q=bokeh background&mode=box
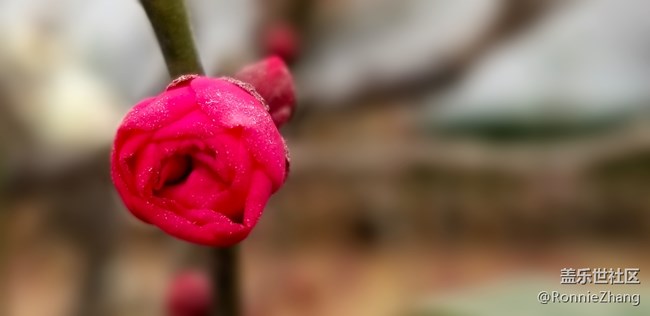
[1,0,650,315]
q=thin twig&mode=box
[140,0,204,77]
[211,246,240,316]
[139,1,239,315]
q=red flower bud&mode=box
[263,22,300,64]
[111,73,290,246]
[167,271,212,316]
[235,56,296,128]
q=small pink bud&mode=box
[263,23,300,64]
[235,56,297,128]
[167,271,212,316]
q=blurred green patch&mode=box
[407,278,649,316]
[427,99,649,143]
[430,111,636,143]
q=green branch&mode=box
[139,2,239,316]
[140,0,204,77]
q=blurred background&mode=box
[1,0,650,315]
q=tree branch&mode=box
[140,0,204,77]
[139,1,238,316]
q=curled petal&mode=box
[191,77,287,189]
